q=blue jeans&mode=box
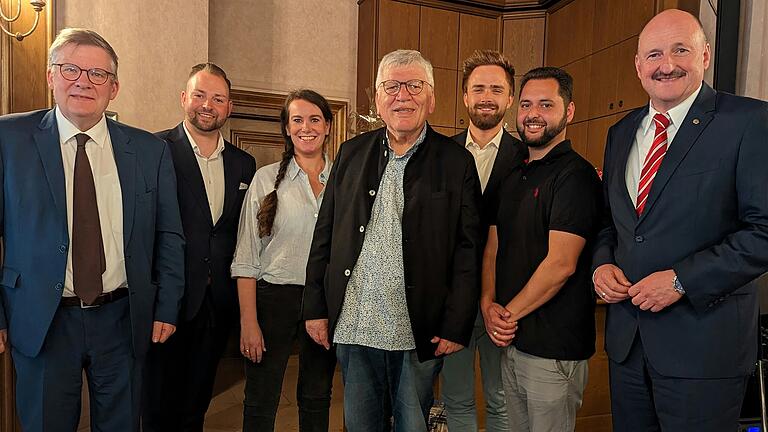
[336,344,439,432]
[439,311,508,432]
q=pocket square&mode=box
[239,182,249,190]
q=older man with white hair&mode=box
[302,49,483,431]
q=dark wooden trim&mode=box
[229,88,349,160]
[713,0,740,93]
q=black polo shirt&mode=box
[488,140,602,360]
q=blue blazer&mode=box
[593,83,768,378]
[0,109,185,358]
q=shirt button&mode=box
[369,190,376,196]
[634,235,644,243]
[204,257,210,262]
[522,175,527,180]
[344,269,351,277]
[55,283,63,290]
[384,150,388,157]
[314,213,318,218]
[359,225,365,233]
[59,244,67,253]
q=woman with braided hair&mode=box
[231,89,337,431]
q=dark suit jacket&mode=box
[593,83,768,378]
[0,109,185,358]
[452,128,522,223]
[156,123,256,322]
[302,125,483,361]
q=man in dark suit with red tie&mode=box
[593,9,768,431]
[143,63,256,431]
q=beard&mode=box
[516,112,568,148]
[467,103,505,130]
[188,110,226,132]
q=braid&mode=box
[257,149,293,237]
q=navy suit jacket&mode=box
[0,109,185,358]
[593,83,768,378]
[157,123,255,322]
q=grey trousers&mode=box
[501,345,588,432]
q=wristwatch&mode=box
[672,275,685,296]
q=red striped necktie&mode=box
[636,113,670,216]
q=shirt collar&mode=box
[287,153,332,184]
[641,83,703,135]
[522,139,573,166]
[384,123,428,159]
[465,126,504,150]
[183,122,225,159]
[55,106,109,149]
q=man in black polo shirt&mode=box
[481,66,601,431]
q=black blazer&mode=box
[302,125,483,361]
[452,128,522,223]
[593,83,768,378]
[157,123,256,322]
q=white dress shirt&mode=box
[56,108,126,297]
[626,85,702,205]
[183,123,226,224]
[231,156,331,285]
[464,127,504,193]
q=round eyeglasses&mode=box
[52,63,116,85]
[379,79,432,96]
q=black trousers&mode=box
[243,280,337,432]
[142,291,232,432]
[610,332,749,432]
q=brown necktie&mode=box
[72,133,106,305]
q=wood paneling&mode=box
[615,37,647,111]
[587,45,617,118]
[458,13,499,70]
[377,0,420,60]
[357,0,377,112]
[429,67,457,127]
[586,113,622,169]
[567,120,588,158]
[502,15,546,79]
[563,56,592,123]
[455,74,469,129]
[545,0,594,67]
[419,7,459,69]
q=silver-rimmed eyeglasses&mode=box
[52,63,116,85]
[379,79,432,96]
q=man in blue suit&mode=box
[593,9,768,431]
[0,28,184,431]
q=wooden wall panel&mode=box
[429,67,457,127]
[377,0,420,60]
[502,15,545,79]
[545,0,594,67]
[457,14,499,70]
[566,120,588,158]
[357,0,377,112]
[563,56,592,123]
[419,6,458,70]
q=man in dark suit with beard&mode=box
[143,63,256,432]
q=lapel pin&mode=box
[692,118,700,125]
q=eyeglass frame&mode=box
[51,63,117,85]
[378,79,433,96]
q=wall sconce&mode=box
[1,0,46,41]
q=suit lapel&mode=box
[108,120,137,245]
[486,131,520,195]
[217,143,241,229]
[168,124,214,227]
[638,84,716,225]
[33,110,67,225]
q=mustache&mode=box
[473,102,499,110]
[652,69,686,80]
